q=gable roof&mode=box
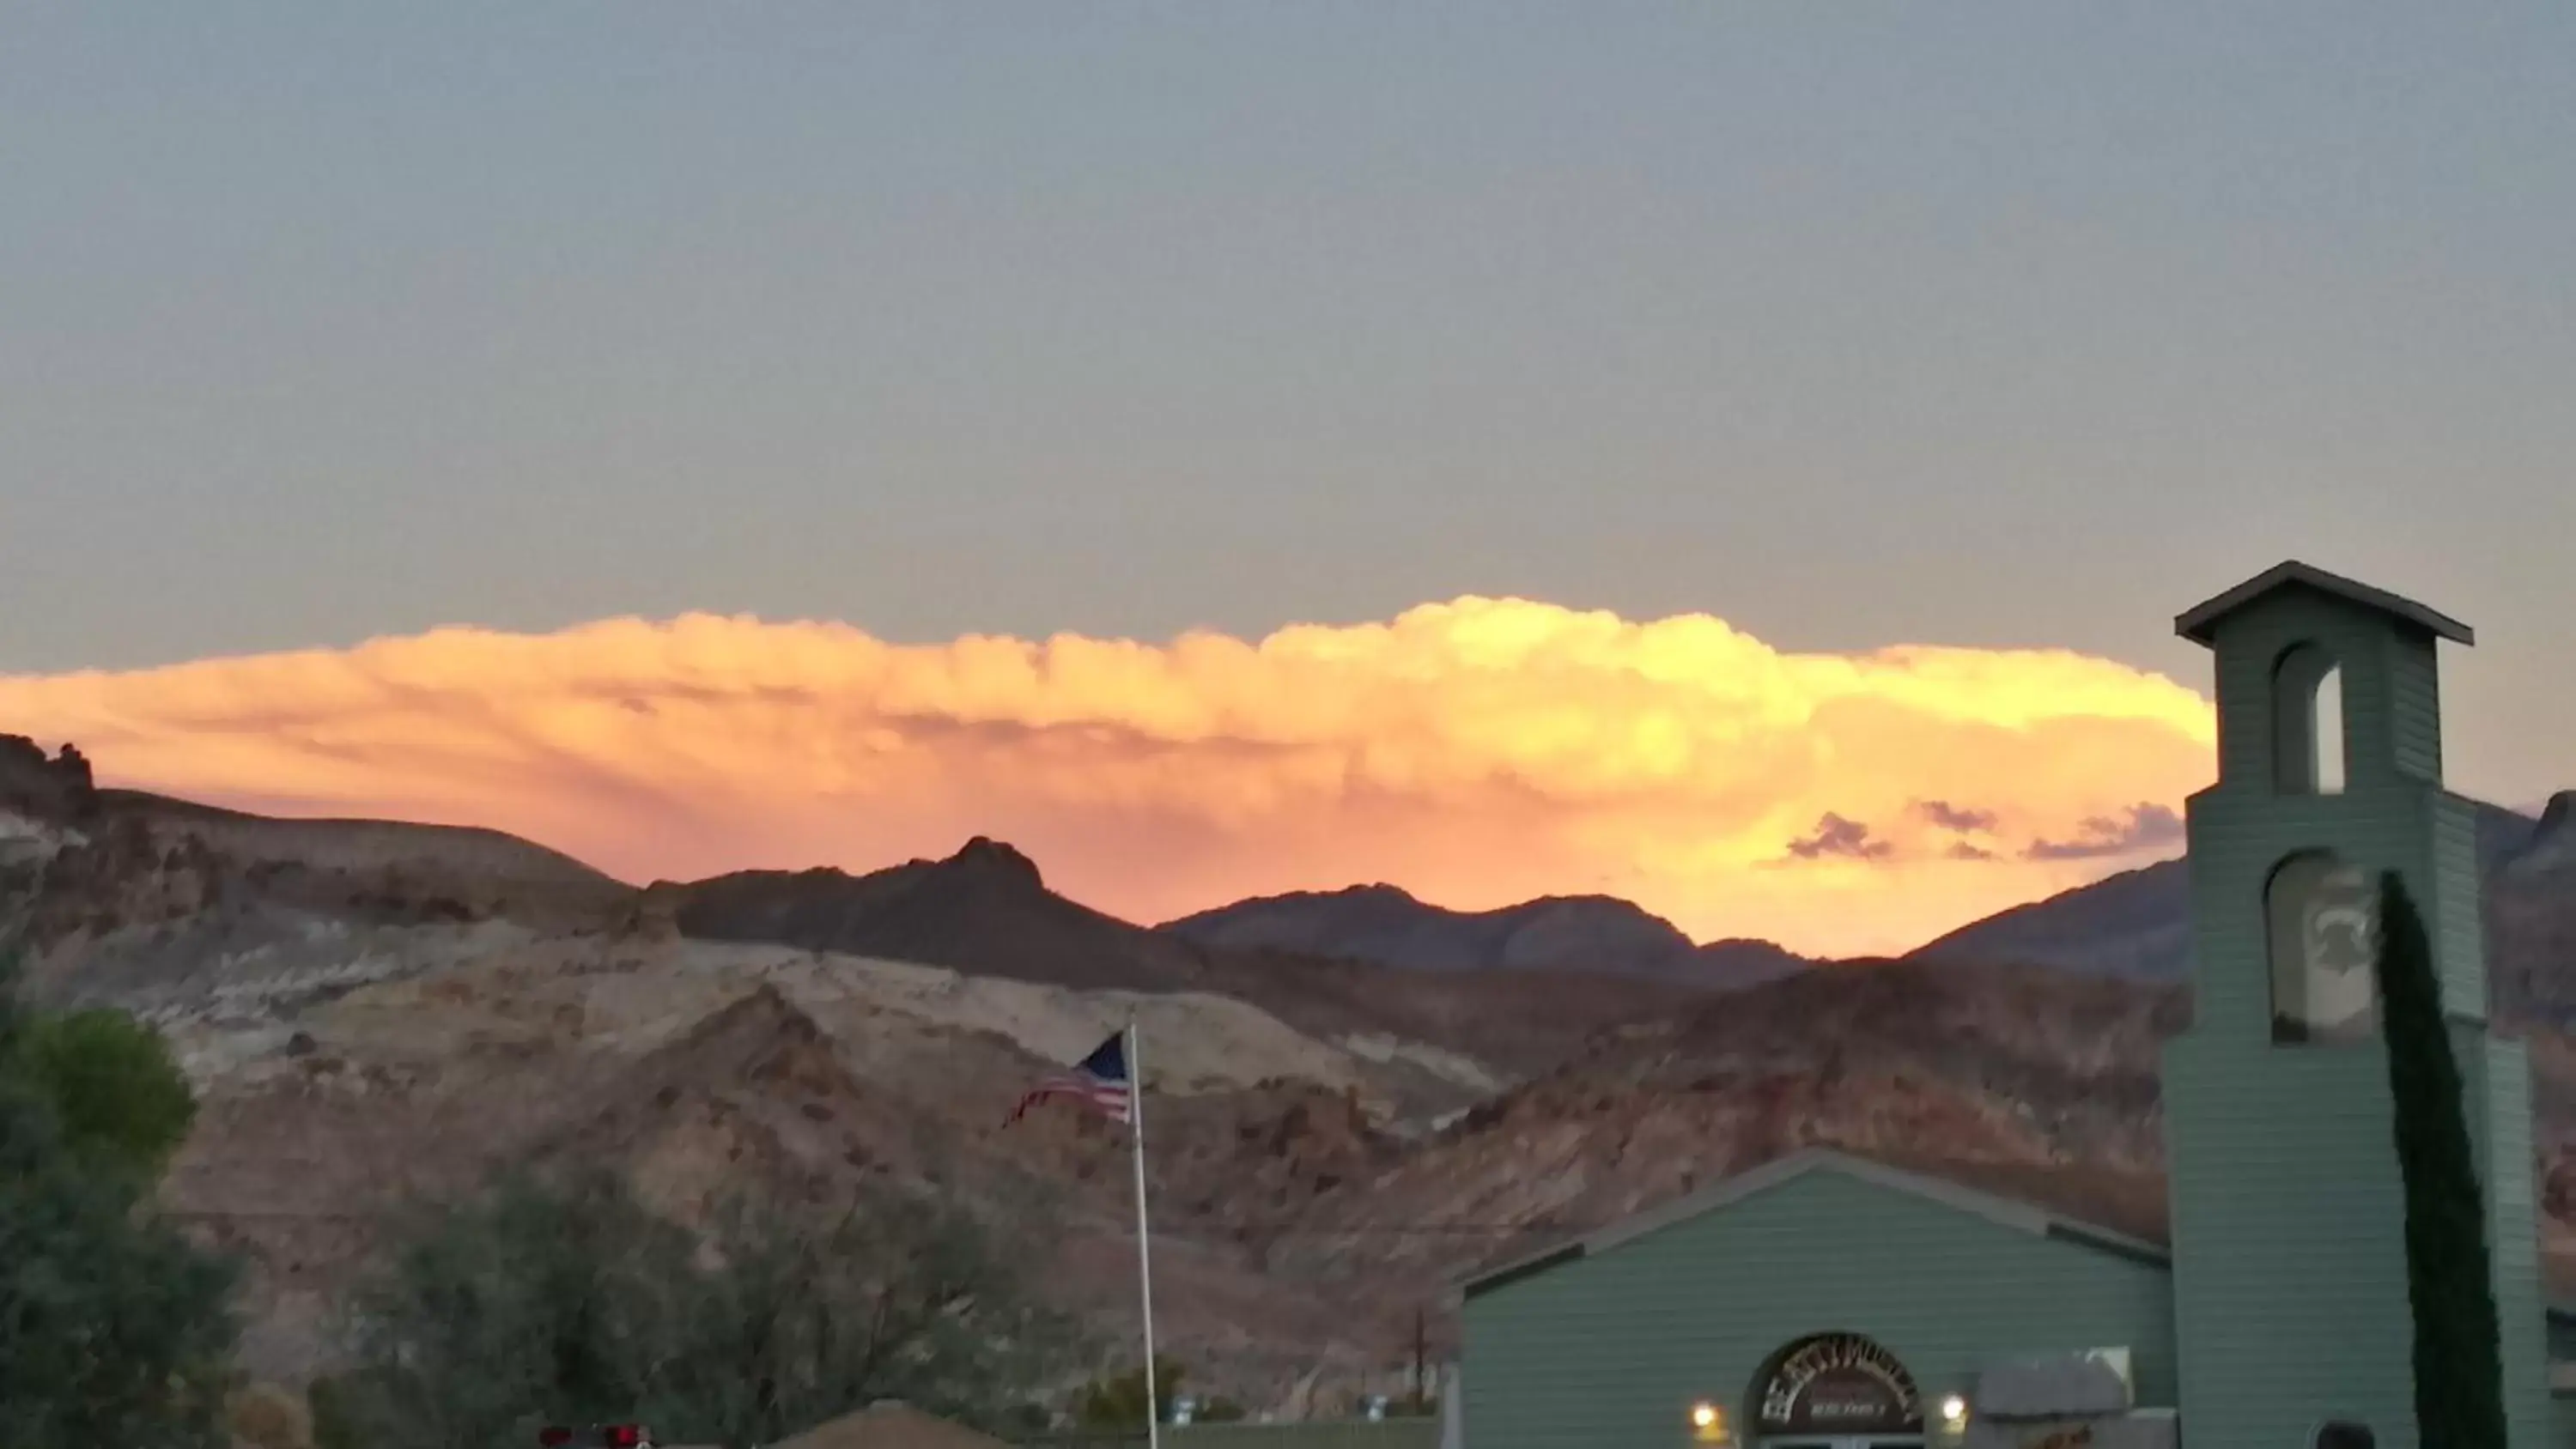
[2174,560,2474,648]
[1456,1148,2169,1302]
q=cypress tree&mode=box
[2373,870,2507,1447]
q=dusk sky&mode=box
[4,5,2571,954]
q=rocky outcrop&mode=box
[2518,791,2576,877]
[0,733,97,820]
[659,837,1212,992]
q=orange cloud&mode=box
[0,598,2215,956]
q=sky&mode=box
[3,5,2571,954]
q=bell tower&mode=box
[2162,561,2545,1447]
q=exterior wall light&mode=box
[1688,1401,1728,1442]
[1941,1394,1970,1428]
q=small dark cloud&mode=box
[1945,841,1998,862]
[1785,812,1894,862]
[2023,803,2186,861]
[1916,799,1999,834]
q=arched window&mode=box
[2267,852,2379,1044]
[2315,1421,2375,1449]
[2272,644,2348,795]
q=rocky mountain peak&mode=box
[2519,791,2576,876]
[944,835,1044,888]
[0,734,98,820]
[2540,791,2575,836]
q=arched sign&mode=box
[1755,1333,1923,1437]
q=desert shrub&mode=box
[0,954,239,1449]
[326,1171,1072,1449]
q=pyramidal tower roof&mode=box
[2172,560,2474,649]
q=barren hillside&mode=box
[9,731,2576,1412]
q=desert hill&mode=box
[653,842,1706,1081]
[660,838,1207,993]
[1157,882,1809,989]
[10,730,2576,1413]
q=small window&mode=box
[2267,852,2379,1044]
[2315,1420,2374,1449]
[2272,644,2348,795]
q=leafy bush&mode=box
[13,1004,198,1176]
[1073,1355,1244,1428]
[0,954,239,1448]
[323,1171,1072,1449]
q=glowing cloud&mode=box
[0,598,2215,955]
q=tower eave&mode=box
[2174,561,2475,650]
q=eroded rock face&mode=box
[0,734,97,820]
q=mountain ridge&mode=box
[1157,882,1810,989]
[13,730,2576,1410]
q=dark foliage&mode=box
[0,955,240,1449]
[1072,1355,1245,1428]
[2374,872,2506,1448]
[319,1171,1072,1449]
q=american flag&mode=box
[1007,1029,1133,1125]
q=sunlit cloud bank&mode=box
[0,598,2216,955]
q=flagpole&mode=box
[1127,1015,1163,1449]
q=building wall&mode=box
[2163,1019,2418,1447]
[2470,1033,2554,1449]
[2169,583,2549,1447]
[1460,1167,2174,1449]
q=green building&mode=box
[1456,562,2567,1449]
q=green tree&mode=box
[0,955,239,1448]
[326,1172,1068,1449]
[320,1170,695,1449]
[13,1005,198,1176]
[2374,871,2507,1448]
[1072,1355,1244,1427]
[647,1187,1069,1445]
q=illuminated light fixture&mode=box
[1691,1403,1719,1429]
[1941,1393,1970,1427]
[1688,1400,1728,1441]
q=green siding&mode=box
[2473,1035,2554,1448]
[2431,791,2489,1016]
[2184,785,2473,1023]
[2170,578,2547,1447]
[2199,585,2433,797]
[2385,629,2445,783]
[1461,1167,2173,1449]
[2164,1028,2415,1446]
